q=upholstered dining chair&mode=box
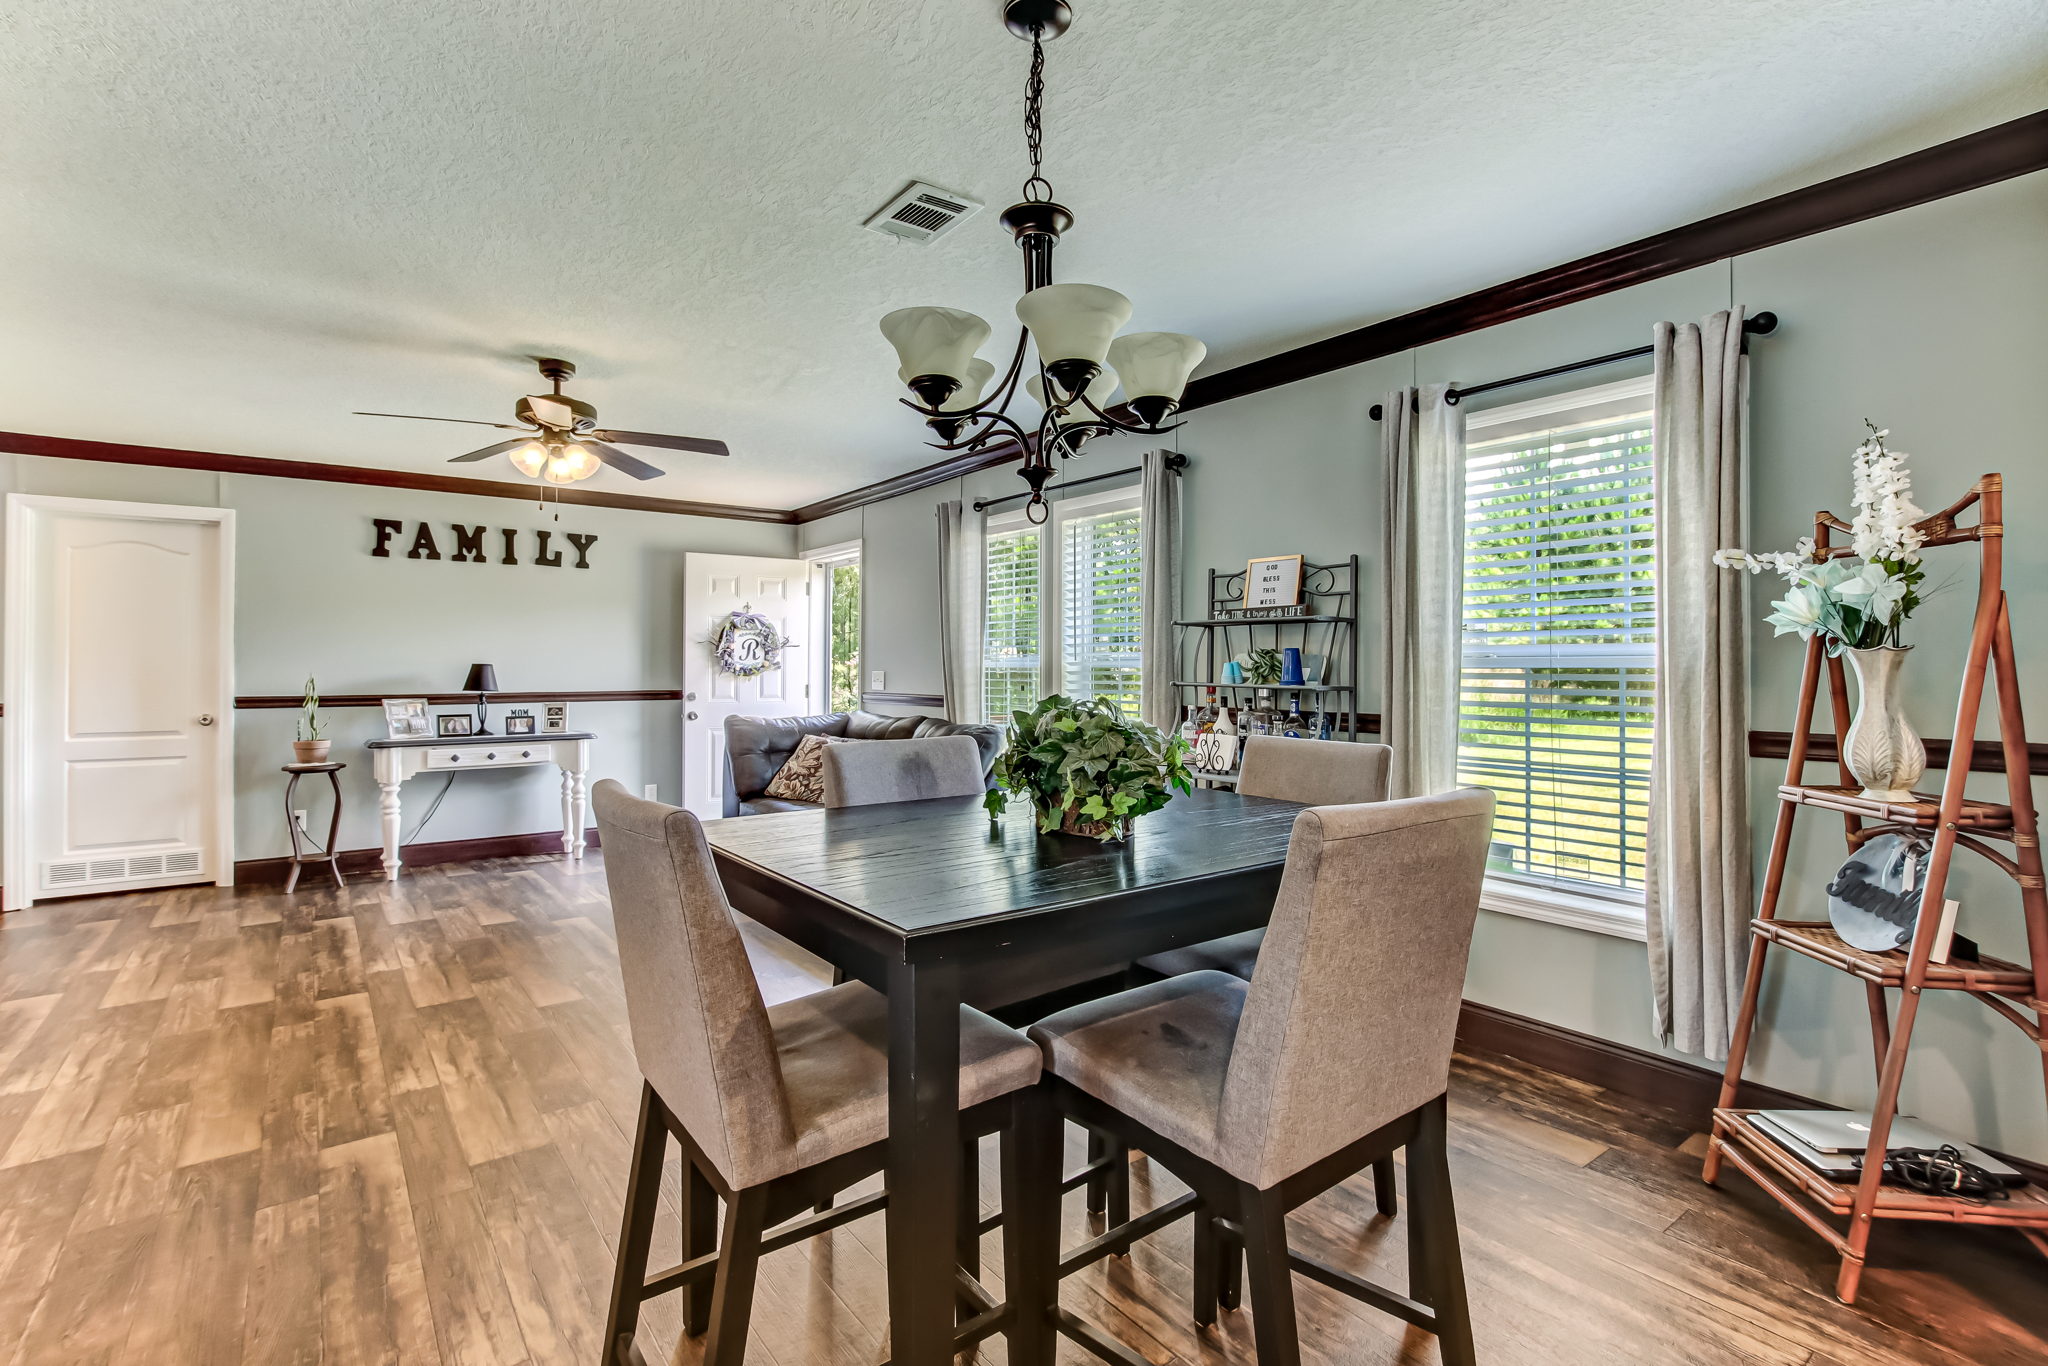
[821,732,987,807]
[1018,789,1494,1366]
[1136,736,1392,981]
[590,780,1046,1366]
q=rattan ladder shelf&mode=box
[1701,474,2048,1302]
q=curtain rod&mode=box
[971,451,1187,513]
[1368,311,1778,421]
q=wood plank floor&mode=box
[0,852,2042,1366]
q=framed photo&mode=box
[504,710,537,736]
[1244,555,1304,610]
[436,712,475,738]
[382,697,430,740]
[541,702,569,734]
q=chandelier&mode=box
[879,0,1205,524]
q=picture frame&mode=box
[1244,554,1304,609]
[504,710,537,736]
[382,697,430,740]
[541,702,569,734]
[436,712,475,738]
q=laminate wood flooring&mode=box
[0,852,2041,1365]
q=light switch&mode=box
[643,784,658,801]
[869,670,885,690]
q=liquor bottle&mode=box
[1248,689,1272,737]
[1282,695,1308,739]
[1198,688,1220,732]
[1180,704,1201,748]
[1316,706,1333,741]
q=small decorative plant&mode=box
[292,676,331,763]
[985,695,1193,841]
[1713,424,1927,651]
[1243,647,1285,686]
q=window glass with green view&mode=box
[982,492,1143,723]
[1460,385,1655,896]
[829,558,861,714]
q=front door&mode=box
[681,553,814,818]
[5,496,235,910]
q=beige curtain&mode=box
[1139,449,1184,733]
[1648,309,1753,1060]
[1379,384,1464,799]
[935,499,985,723]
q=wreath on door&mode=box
[707,605,791,678]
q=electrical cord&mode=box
[402,773,458,847]
[1877,1146,2010,1201]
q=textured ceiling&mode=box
[5,0,2045,508]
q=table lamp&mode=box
[462,663,498,735]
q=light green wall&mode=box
[846,171,2048,1158]
[1,456,796,862]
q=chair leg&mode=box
[1218,1220,1243,1311]
[958,1132,984,1319]
[703,1186,770,1366]
[1408,1096,1475,1366]
[603,1083,668,1366]
[1085,1127,1110,1214]
[1000,1088,1059,1366]
[1236,1182,1301,1365]
[681,1152,719,1337]
[1192,1212,1221,1328]
[1104,1138,1132,1255]
[1372,1153,1399,1218]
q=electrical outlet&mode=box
[642,784,658,801]
[869,670,885,690]
[292,809,309,835]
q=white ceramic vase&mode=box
[1842,645,1925,802]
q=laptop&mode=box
[1749,1109,2025,1185]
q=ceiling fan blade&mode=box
[582,441,665,481]
[354,411,526,430]
[588,429,730,457]
[448,437,536,463]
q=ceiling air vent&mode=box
[864,181,983,244]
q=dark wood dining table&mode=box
[704,786,1304,1366]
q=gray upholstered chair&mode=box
[1020,789,1494,1366]
[591,780,1045,1366]
[821,733,987,807]
[1136,737,1391,980]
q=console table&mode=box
[366,732,594,881]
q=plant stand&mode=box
[1701,474,2048,1301]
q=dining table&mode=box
[703,786,1305,1366]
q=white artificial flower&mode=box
[1765,583,1827,639]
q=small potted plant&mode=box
[985,695,1193,841]
[293,675,330,764]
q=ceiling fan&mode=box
[354,357,730,483]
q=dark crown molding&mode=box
[0,431,797,525]
[794,107,2048,522]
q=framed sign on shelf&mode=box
[1244,554,1304,609]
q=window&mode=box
[808,544,861,714]
[982,489,1143,722]
[1459,378,1654,905]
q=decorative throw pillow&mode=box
[761,734,852,803]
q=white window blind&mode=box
[983,525,1042,722]
[1059,505,1144,714]
[1461,389,1655,895]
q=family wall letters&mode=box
[370,518,598,568]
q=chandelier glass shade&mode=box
[878,0,1203,522]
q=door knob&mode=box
[687,711,699,721]
[197,714,215,726]
[686,692,697,702]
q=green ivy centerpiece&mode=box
[985,695,1193,841]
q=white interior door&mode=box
[682,552,814,818]
[5,496,235,910]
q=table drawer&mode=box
[422,744,549,770]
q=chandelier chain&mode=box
[1022,29,1052,202]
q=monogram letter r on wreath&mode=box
[706,605,793,678]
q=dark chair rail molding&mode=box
[1747,729,2048,778]
[793,108,2048,523]
[0,431,797,525]
[235,688,683,709]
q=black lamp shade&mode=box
[463,663,499,694]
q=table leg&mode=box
[569,768,588,859]
[379,778,403,881]
[283,772,306,895]
[323,770,347,889]
[560,768,575,856]
[886,959,961,1366]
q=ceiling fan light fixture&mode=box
[543,443,600,484]
[508,441,549,478]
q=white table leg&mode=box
[379,778,403,881]
[569,767,589,859]
[560,767,576,856]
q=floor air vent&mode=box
[864,181,982,244]
[42,849,204,890]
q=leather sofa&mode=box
[721,710,1002,816]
